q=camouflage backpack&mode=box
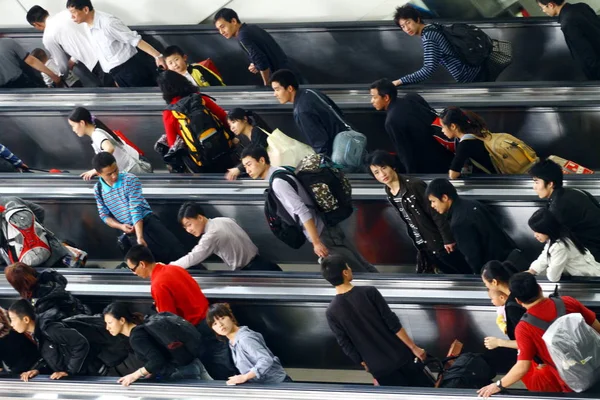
[295,154,353,227]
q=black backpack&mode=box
[141,312,203,366]
[438,353,496,388]
[265,168,307,250]
[167,93,233,168]
[432,23,493,66]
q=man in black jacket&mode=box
[322,254,431,387]
[426,178,519,274]
[367,150,470,274]
[270,69,347,155]
[370,79,453,173]
[538,0,600,80]
[9,300,131,381]
[530,158,600,261]
[214,8,304,85]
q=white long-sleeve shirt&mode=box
[530,238,600,282]
[171,217,258,270]
[43,10,98,75]
[85,10,141,73]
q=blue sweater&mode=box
[0,143,23,167]
[400,25,481,84]
[94,172,152,225]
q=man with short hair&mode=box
[124,244,238,380]
[530,158,600,261]
[214,8,303,86]
[0,38,61,88]
[172,201,281,271]
[92,152,185,263]
[66,0,164,87]
[241,146,377,272]
[477,272,600,397]
[322,254,430,386]
[163,45,224,87]
[270,69,347,155]
[425,178,519,274]
[392,4,485,86]
[26,5,105,86]
[537,0,600,80]
[369,78,453,173]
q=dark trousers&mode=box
[319,225,378,273]
[195,319,239,380]
[127,214,186,263]
[110,54,156,88]
[242,255,282,271]
[376,361,434,387]
[432,249,472,274]
[2,74,40,88]
[0,158,18,172]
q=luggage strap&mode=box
[520,297,566,331]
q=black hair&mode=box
[528,208,587,256]
[321,255,350,286]
[370,79,398,102]
[92,151,117,172]
[26,6,49,25]
[30,48,47,62]
[509,272,542,304]
[440,106,489,138]
[214,8,240,23]
[393,4,422,27]
[481,260,519,285]
[240,146,270,165]
[529,159,564,189]
[8,299,36,321]
[157,70,197,104]
[178,202,205,223]
[206,303,238,329]
[269,69,299,91]
[66,0,94,11]
[163,45,186,59]
[125,244,155,265]
[365,150,398,177]
[227,108,272,132]
[103,302,144,325]
[425,178,458,201]
[69,107,123,145]
[538,0,565,5]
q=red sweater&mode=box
[162,94,229,147]
[150,263,209,325]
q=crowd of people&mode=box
[0,0,599,397]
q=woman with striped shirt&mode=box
[392,5,483,86]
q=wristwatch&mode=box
[496,379,505,391]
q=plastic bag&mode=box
[261,128,315,168]
[543,313,600,392]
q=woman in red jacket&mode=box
[157,70,236,173]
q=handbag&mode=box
[260,127,315,168]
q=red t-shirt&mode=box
[150,263,209,325]
[162,94,229,147]
[516,296,597,367]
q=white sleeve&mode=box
[530,242,550,275]
[545,241,569,282]
[43,35,70,76]
[272,177,313,224]
[170,234,216,269]
[105,15,142,47]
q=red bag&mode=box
[548,155,594,174]
[198,58,222,79]
[113,129,145,156]
[432,117,456,153]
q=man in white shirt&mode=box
[172,202,281,271]
[26,5,111,87]
[66,0,165,87]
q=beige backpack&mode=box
[462,132,539,174]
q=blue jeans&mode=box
[168,359,212,381]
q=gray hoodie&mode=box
[229,326,288,384]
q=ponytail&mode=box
[481,260,518,284]
[103,302,144,325]
[68,107,123,145]
[227,107,272,132]
[440,106,489,138]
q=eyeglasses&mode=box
[129,262,141,273]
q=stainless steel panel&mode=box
[1,19,586,84]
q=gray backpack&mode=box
[307,90,367,172]
[521,297,600,392]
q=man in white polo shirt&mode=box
[66,0,165,87]
[26,5,107,86]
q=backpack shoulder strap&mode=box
[305,89,351,130]
[520,312,551,331]
[552,297,566,318]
